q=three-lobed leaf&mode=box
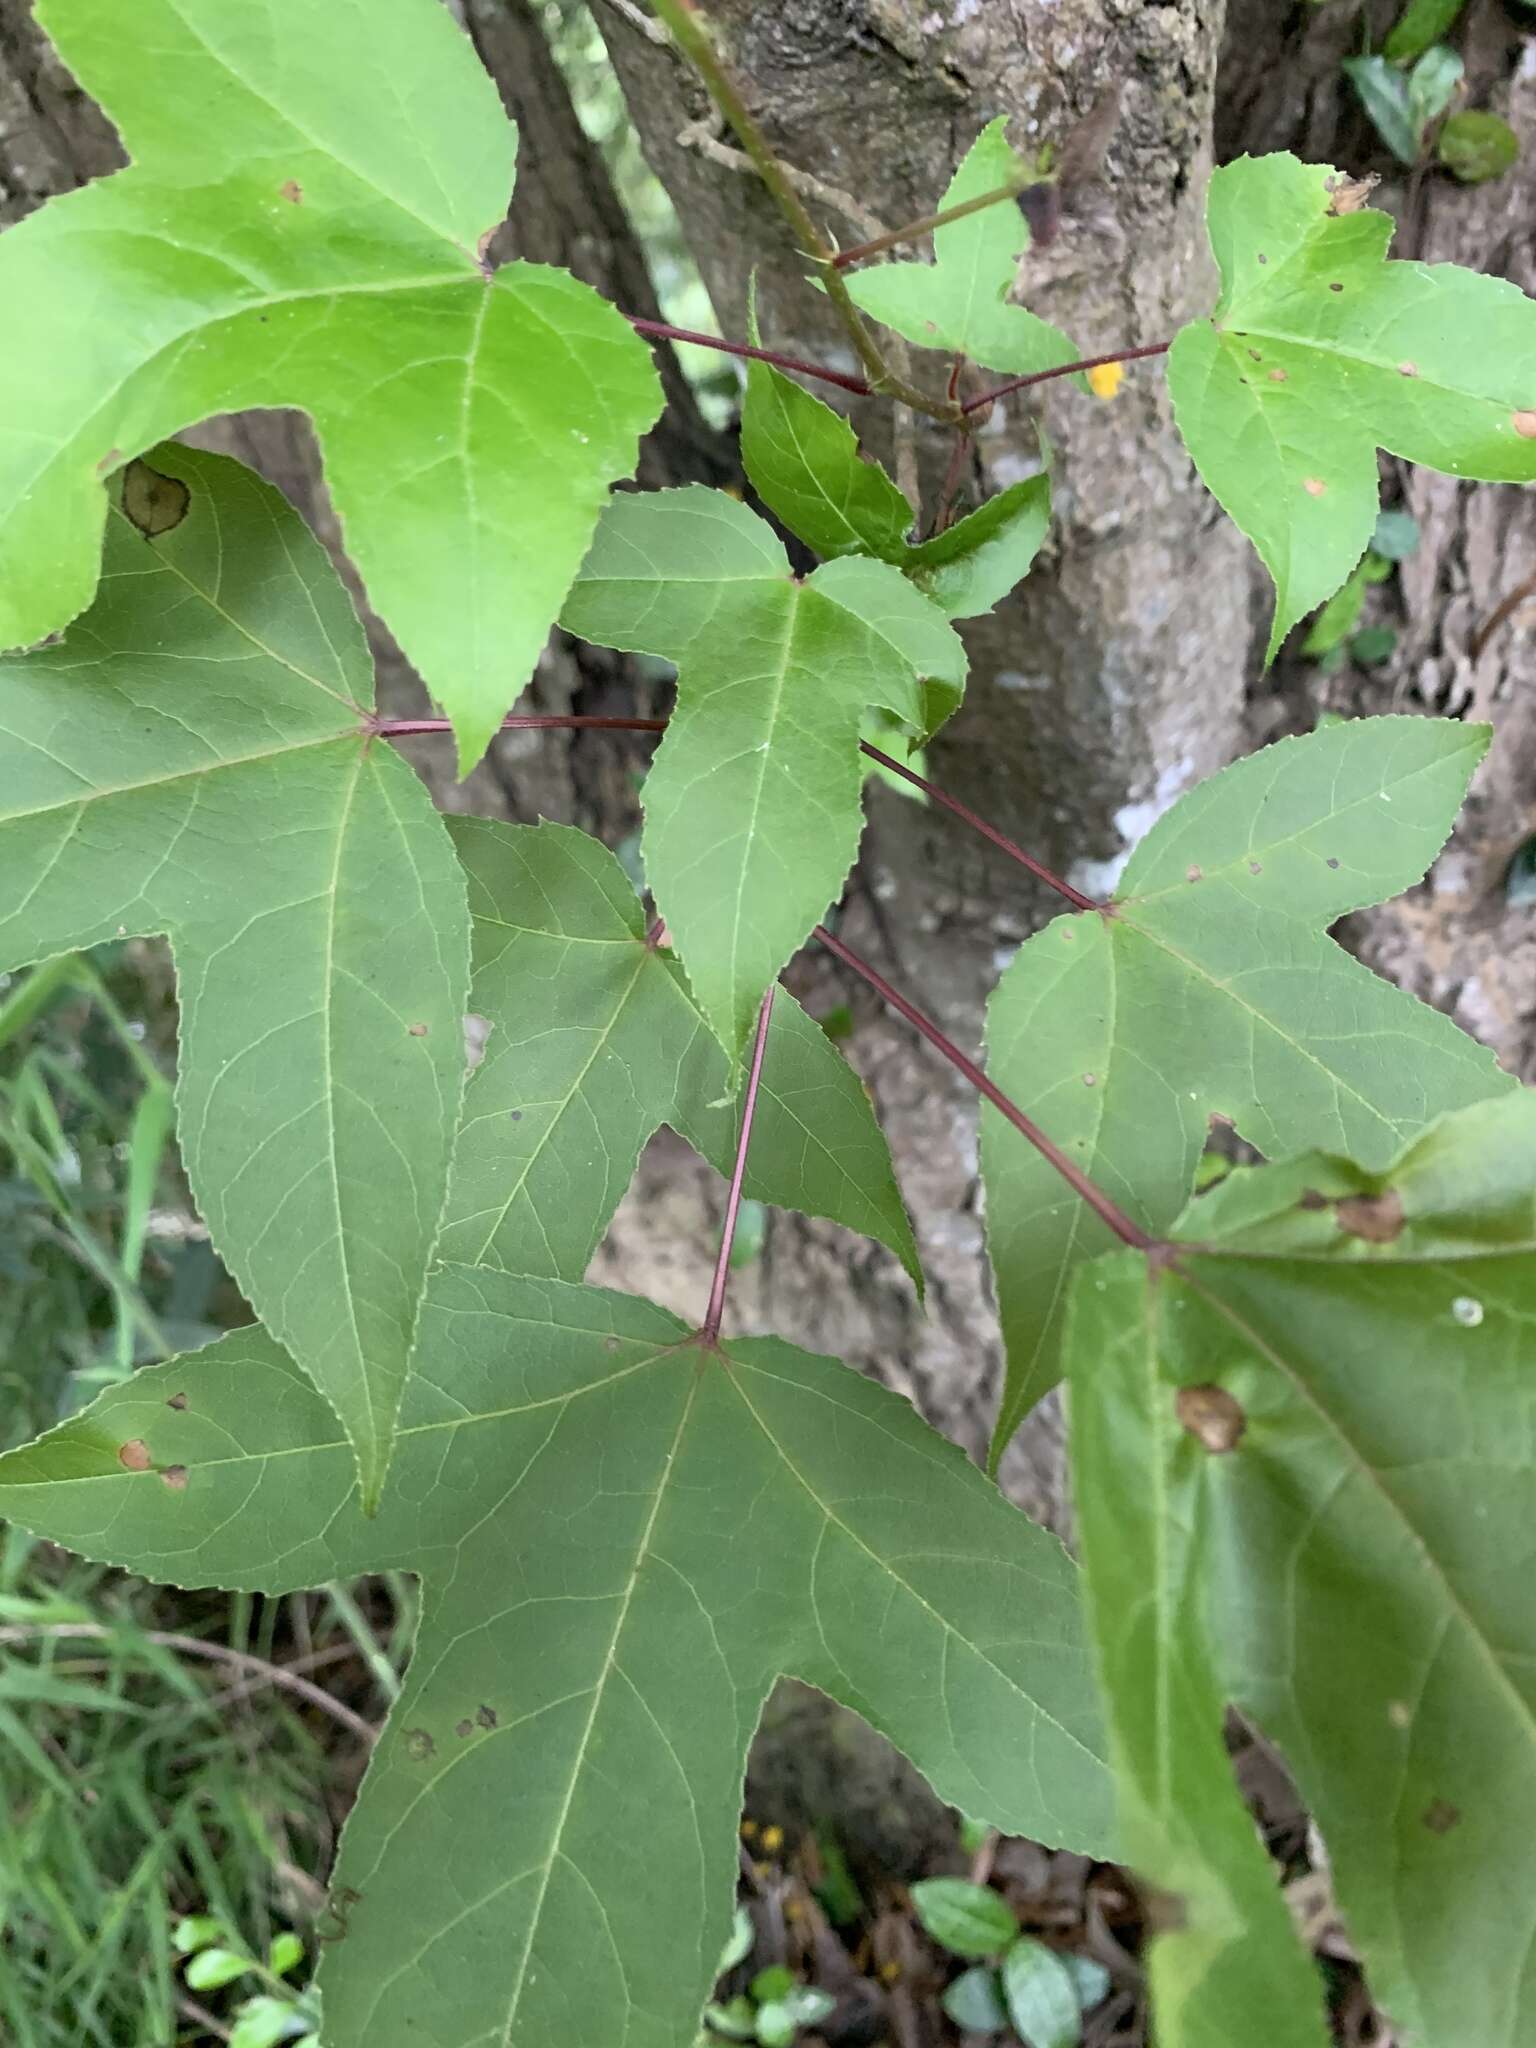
[0,443,469,1508]
[844,119,1077,378]
[561,487,966,1059]
[1170,153,1536,656]
[441,816,921,1286]
[0,0,660,769]
[984,715,1512,1460]
[0,1268,1117,2048]
[1069,1092,1536,2048]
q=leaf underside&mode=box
[441,815,922,1288]
[0,1268,1117,2048]
[1070,1093,1536,2048]
[0,443,468,1507]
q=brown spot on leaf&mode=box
[1175,1384,1247,1453]
[1186,864,1203,882]
[404,1728,435,1762]
[1248,860,1263,874]
[166,1392,189,1411]
[1268,368,1288,383]
[1256,252,1268,264]
[408,1022,428,1037]
[1514,410,1536,440]
[476,1703,498,1730]
[1248,348,1263,363]
[279,179,303,204]
[1083,1073,1097,1087]
[455,1718,474,1739]
[1423,1797,1461,1835]
[475,227,496,274]
[96,446,124,475]
[1326,856,1341,869]
[161,1465,189,1492]
[1398,362,1419,378]
[1298,1189,1331,1212]
[1325,172,1379,215]
[1328,281,1344,293]
[1336,1189,1404,1244]
[509,1110,523,1122]
[122,459,191,539]
[118,1439,152,1472]
[1304,477,1327,497]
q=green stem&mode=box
[647,0,958,422]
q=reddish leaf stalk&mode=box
[626,315,873,398]
[962,341,1171,415]
[813,924,1153,1251]
[857,744,1098,910]
[701,983,777,1342]
[375,718,1096,910]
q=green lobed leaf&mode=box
[910,1878,1019,1959]
[1067,1262,1331,2048]
[1070,1090,1536,2048]
[0,0,660,771]
[0,444,468,1509]
[984,716,1512,1461]
[741,358,913,562]
[1168,153,1536,657]
[0,1267,1117,2047]
[562,488,966,1059]
[844,119,1078,378]
[440,816,921,1288]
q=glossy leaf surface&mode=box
[562,488,965,1059]
[0,444,468,1507]
[440,817,920,1286]
[1169,153,1536,656]
[985,715,1511,1458]
[0,0,660,768]
[0,1269,1117,2048]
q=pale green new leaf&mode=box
[741,355,1051,618]
[1068,1263,1330,2048]
[1072,1091,1536,2048]
[900,475,1052,619]
[0,1267,1116,2047]
[1169,153,1536,657]
[984,716,1512,1460]
[0,444,469,1509]
[845,119,1078,377]
[562,488,966,1058]
[0,0,660,770]
[440,816,920,1285]
[741,358,913,562]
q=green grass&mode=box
[0,948,417,2045]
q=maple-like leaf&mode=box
[0,0,660,769]
[843,119,1078,376]
[561,487,966,1059]
[984,715,1512,1460]
[0,443,469,1509]
[1169,153,1536,656]
[0,1269,1117,2047]
[440,816,921,1286]
[1069,1091,1536,2048]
